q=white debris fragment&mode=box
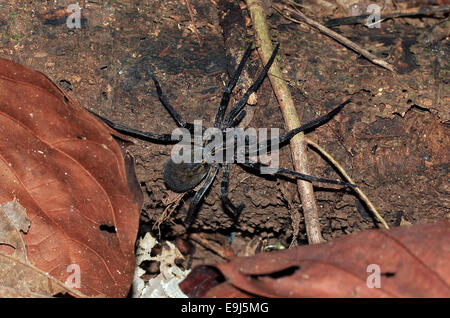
[132,233,190,298]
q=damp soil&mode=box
[1,0,448,267]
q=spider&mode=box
[90,43,355,228]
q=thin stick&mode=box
[273,3,396,73]
[324,5,450,27]
[153,191,186,237]
[185,0,203,46]
[305,138,389,230]
[246,0,324,244]
[189,233,233,260]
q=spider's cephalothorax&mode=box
[91,43,355,227]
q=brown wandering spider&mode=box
[90,43,355,228]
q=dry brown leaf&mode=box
[181,220,450,297]
[0,252,87,297]
[0,200,85,297]
[0,286,48,298]
[0,199,30,261]
[0,58,143,297]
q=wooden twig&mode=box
[324,5,450,27]
[305,138,389,230]
[245,0,324,244]
[153,191,185,236]
[273,2,396,73]
[185,0,203,46]
[189,233,233,260]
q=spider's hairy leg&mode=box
[87,108,178,142]
[185,165,219,228]
[214,44,253,128]
[86,71,194,142]
[224,43,280,127]
[279,98,352,144]
[246,98,353,156]
[148,72,187,128]
[220,163,245,218]
[229,110,247,128]
[240,162,357,188]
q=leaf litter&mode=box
[132,233,189,298]
[0,199,86,297]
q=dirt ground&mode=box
[1,0,448,267]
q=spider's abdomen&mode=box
[163,158,210,192]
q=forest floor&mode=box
[1,0,448,269]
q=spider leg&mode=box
[245,98,352,156]
[229,110,247,128]
[220,164,245,218]
[86,72,193,141]
[278,98,352,144]
[239,162,357,188]
[149,72,187,128]
[87,108,178,142]
[185,165,219,228]
[214,44,253,128]
[223,43,280,127]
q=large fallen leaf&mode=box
[0,58,143,297]
[180,220,450,297]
